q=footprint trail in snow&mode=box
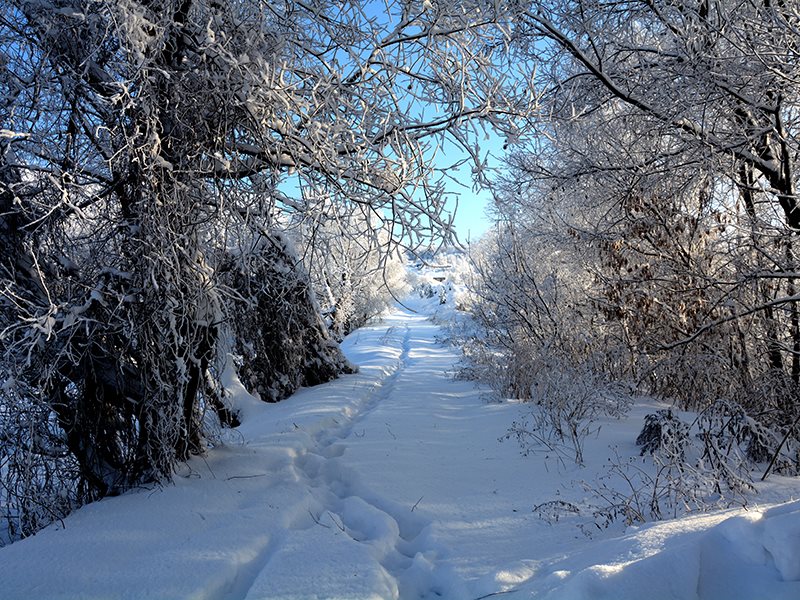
[240,312,465,599]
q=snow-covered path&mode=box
[2,304,800,599]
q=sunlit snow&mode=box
[1,297,798,599]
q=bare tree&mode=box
[517,0,800,380]
[463,0,800,486]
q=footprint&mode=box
[320,443,346,459]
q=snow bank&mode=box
[503,501,800,600]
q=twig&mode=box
[200,455,217,479]
[411,495,423,512]
[327,511,346,532]
[308,510,331,529]
[472,589,519,600]
[762,412,800,480]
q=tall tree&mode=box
[0,0,530,537]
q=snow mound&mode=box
[516,501,800,600]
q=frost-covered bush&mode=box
[590,402,768,526]
[693,400,765,492]
[732,371,800,476]
[590,450,720,525]
[290,206,410,340]
[467,225,604,386]
[221,233,355,403]
[504,354,632,465]
[636,410,690,459]
[459,225,635,463]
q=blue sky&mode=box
[443,176,494,243]
[439,132,506,243]
[455,192,493,241]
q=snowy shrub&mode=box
[694,400,763,494]
[588,451,718,525]
[459,228,633,463]
[221,233,355,403]
[589,402,769,527]
[636,409,690,460]
[531,499,581,524]
[732,371,800,476]
[505,354,632,465]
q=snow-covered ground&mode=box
[1,299,799,599]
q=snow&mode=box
[1,298,799,599]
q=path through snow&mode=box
[1,302,799,599]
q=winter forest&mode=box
[1,1,800,598]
